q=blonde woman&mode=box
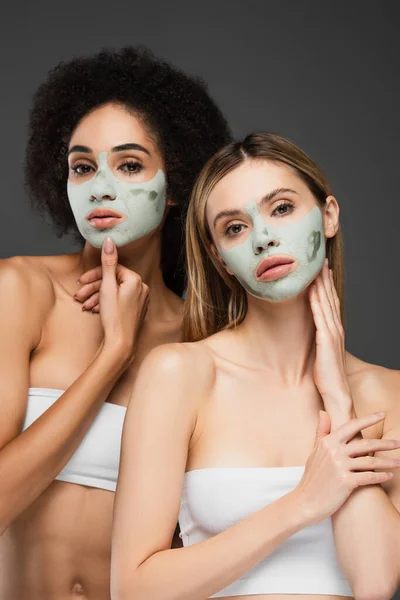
[112,133,400,600]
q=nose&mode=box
[252,225,280,255]
[89,170,116,202]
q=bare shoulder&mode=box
[346,351,400,420]
[142,340,217,394]
[128,341,217,439]
[0,256,56,330]
[0,255,54,301]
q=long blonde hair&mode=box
[183,132,344,342]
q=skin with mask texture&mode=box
[112,159,400,600]
[0,104,183,600]
[217,203,325,301]
[67,151,167,248]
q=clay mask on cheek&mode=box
[67,152,167,248]
[217,204,326,302]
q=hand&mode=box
[309,259,351,413]
[74,266,102,313]
[97,238,149,361]
[295,410,400,526]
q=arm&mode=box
[310,264,400,598]
[0,246,146,532]
[330,371,400,600]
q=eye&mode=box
[224,223,246,236]
[71,163,94,176]
[271,201,294,217]
[119,161,143,175]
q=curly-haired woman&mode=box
[0,46,230,599]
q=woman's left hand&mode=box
[310,259,353,420]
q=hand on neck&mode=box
[78,231,175,312]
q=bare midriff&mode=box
[1,482,114,599]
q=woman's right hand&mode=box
[295,410,400,526]
[99,237,149,362]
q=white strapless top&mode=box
[179,467,353,597]
[22,388,126,492]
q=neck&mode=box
[237,290,316,385]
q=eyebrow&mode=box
[212,187,299,229]
[67,142,151,157]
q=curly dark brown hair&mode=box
[25,46,231,295]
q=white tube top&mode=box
[179,467,353,597]
[22,388,126,492]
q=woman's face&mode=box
[67,102,167,248]
[206,160,338,302]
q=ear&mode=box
[210,243,234,276]
[323,195,340,239]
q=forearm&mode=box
[0,343,128,531]
[332,485,400,597]
[112,489,308,600]
[330,406,400,597]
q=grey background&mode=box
[0,1,399,593]
[1,1,399,369]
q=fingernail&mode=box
[387,472,394,478]
[375,411,385,417]
[76,279,81,284]
[104,237,114,254]
[82,304,86,311]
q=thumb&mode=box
[315,410,331,444]
[101,237,118,282]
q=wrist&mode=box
[284,487,317,530]
[326,402,355,429]
[322,389,354,429]
[101,337,134,369]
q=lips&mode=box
[255,255,295,281]
[86,208,126,229]
[87,208,124,220]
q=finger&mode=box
[329,269,341,317]
[315,261,336,332]
[92,305,100,313]
[309,283,328,332]
[115,264,140,286]
[347,438,400,457]
[82,292,99,311]
[74,281,101,302]
[328,268,343,331]
[314,410,331,445]
[336,412,386,443]
[350,456,400,471]
[101,238,118,284]
[77,266,102,285]
[352,470,393,488]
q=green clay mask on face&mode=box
[67,152,167,248]
[217,204,326,302]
